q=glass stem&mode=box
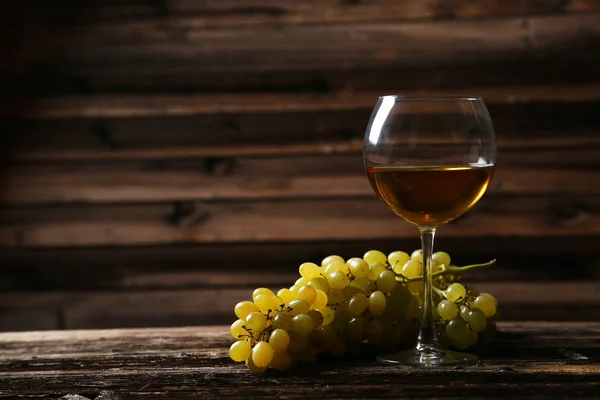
[416,227,443,356]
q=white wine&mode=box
[366,165,494,226]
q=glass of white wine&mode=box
[364,95,496,366]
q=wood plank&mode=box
[7,58,600,95]
[5,122,600,161]
[0,195,598,247]
[2,13,598,91]
[1,322,599,398]
[4,81,600,119]
[4,102,599,161]
[1,155,598,205]
[52,0,600,26]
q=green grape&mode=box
[345,339,361,355]
[347,293,369,316]
[350,277,370,293]
[460,305,470,320]
[432,251,451,268]
[319,306,335,326]
[364,250,387,266]
[451,326,478,350]
[289,284,300,295]
[246,354,268,373]
[292,314,315,334]
[411,249,423,261]
[270,350,291,371]
[435,324,451,348]
[288,331,309,352]
[389,285,412,307]
[251,341,274,368]
[388,251,410,273]
[407,281,422,296]
[317,324,338,343]
[234,301,260,320]
[326,289,345,306]
[253,294,279,314]
[401,260,422,279]
[327,270,350,290]
[322,255,344,268]
[347,257,370,278]
[308,277,329,292]
[368,291,386,317]
[332,310,350,333]
[269,328,290,351]
[445,317,468,343]
[288,299,310,316]
[312,289,328,309]
[368,262,387,281]
[343,285,363,300]
[272,312,293,331]
[464,308,487,332]
[347,316,366,341]
[230,319,247,339]
[299,262,322,279]
[479,292,498,306]
[404,295,419,321]
[446,282,467,303]
[295,277,309,287]
[297,285,317,305]
[307,309,324,327]
[365,318,384,343]
[377,270,396,293]
[252,287,274,301]
[474,294,497,317]
[229,339,252,362]
[437,300,459,320]
[324,261,350,275]
[245,312,267,334]
[277,288,295,304]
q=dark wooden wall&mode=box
[1,0,599,331]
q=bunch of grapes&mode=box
[229,249,497,372]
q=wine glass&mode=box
[364,95,496,366]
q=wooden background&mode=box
[1,0,599,331]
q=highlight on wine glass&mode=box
[364,95,496,366]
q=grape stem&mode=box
[398,259,497,283]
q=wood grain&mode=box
[0,322,599,398]
[63,0,600,26]
[1,157,598,204]
[0,194,598,247]
[23,13,600,77]
[4,82,600,119]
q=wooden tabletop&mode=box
[0,322,599,399]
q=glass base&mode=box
[377,347,479,367]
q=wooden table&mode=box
[1,322,599,399]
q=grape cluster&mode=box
[229,250,497,372]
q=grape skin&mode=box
[252,341,274,368]
[230,251,499,372]
[446,283,467,303]
[245,312,267,334]
[368,291,386,317]
[474,294,497,317]
[364,250,387,265]
[234,301,259,320]
[230,340,252,362]
[269,329,290,351]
